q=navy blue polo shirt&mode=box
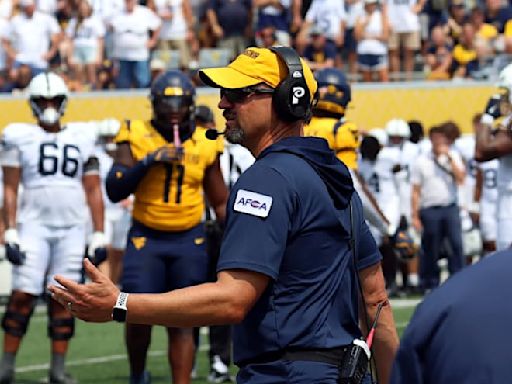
[391,248,512,384]
[217,137,381,365]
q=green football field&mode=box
[5,299,418,383]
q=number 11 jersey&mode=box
[114,120,220,232]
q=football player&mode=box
[0,72,106,384]
[105,70,228,384]
[304,68,392,238]
[475,64,512,251]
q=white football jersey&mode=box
[359,152,400,232]
[0,122,97,227]
[480,159,499,203]
[384,141,419,221]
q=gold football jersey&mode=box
[304,116,359,170]
[115,120,220,231]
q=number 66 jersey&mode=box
[0,122,97,227]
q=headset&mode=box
[269,46,314,122]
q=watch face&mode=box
[112,307,127,322]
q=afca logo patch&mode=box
[234,189,273,218]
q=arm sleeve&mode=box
[105,159,151,203]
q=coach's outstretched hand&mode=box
[48,258,120,323]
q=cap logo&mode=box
[292,71,302,78]
[242,49,260,59]
[292,87,305,105]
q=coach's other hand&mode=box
[49,258,120,322]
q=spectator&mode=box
[207,0,252,59]
[343,0,365,76]
[255,23,278,48]
[424,25,452,80]
[385,0,425,80]
[253,0,303,47]
[1,0,61,81]
[484,0,512,35]
[152,0,197,70]
[109,0,161,89]
[470,6,497,58]
[96,59,115,90]
[302,26,337,71]
[451,21,479,79]
[66,0,106,90]
[296,0,345,58]
[411,126,465,292]
[444,0,467,46]
[2,63,33,94]
[354,0,390,82]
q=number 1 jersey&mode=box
[0,122,97,227]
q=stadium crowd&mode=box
[3,0,512,92]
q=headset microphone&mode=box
[205,129,225,140]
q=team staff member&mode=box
[411,126,466,291]
[391,247,512,383]
[104,71,228,384]
[49,47,399,384]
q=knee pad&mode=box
[47,300,75,340]
[47,316,75,341]
[1,296,36,337]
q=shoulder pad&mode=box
[2,123,37,147]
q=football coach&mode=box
[49,46,399,384]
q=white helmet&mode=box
[368,128,388,147]
[385,119,410,139]
[28,72,69,125]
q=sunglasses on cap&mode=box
[220,86,274,104]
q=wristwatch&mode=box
[112,292,129,322]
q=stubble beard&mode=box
[225,126,245,145]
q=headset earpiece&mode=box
[269,46,311,122]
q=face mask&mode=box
[40,107,60,125]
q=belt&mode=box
[238,346,349,367]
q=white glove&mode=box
[88,231,107,258]
[4,228,21,247]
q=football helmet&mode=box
[497,63,512,116]
[150,70,195,127]
[313,68,351,116]
[385,119,410,139]
[368,128,388,147]
[28,72,69,125]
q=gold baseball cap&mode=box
[199,47,317,103]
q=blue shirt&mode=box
[391,249,512,384]
[217,137,381,364]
